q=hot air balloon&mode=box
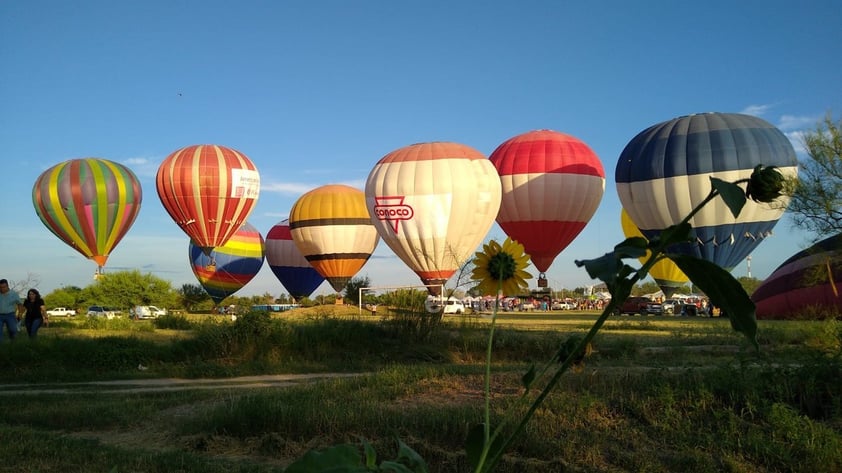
[157,144,260,266]
[265,219,325,300]
[32,158,142,276]
[289,185,379,293]
[616,112,798,271]
[752,234,842,320]
[620,209,689,299]
[190,221,265,305]
[365,142,502,295]
[489,130,605,286]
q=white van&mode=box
[425,296,466,314]
[130,305,167,319]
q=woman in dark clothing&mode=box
[21,289,46,338]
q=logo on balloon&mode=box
[373,196,414,233]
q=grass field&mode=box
[0,307,840,472]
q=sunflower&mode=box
[472,237,532,296]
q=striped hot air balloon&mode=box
[616,112,798,271]
[265,219,325,300]
[157,144,260,259]
[190,222,265,305]
[620,209,689,299]
[752,234,842,320]
[289,185,379,293]
[365,142,501,295]
[32,158,142,275]
[489,130,605,284]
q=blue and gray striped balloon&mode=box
[615,112,797,271]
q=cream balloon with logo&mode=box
[365,142,502,295]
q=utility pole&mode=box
[747,255,752,278]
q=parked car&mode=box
[130,305,167,319]
[86,306,118,319]
[661,299,680,315]
[552,300,575,310]
[424,296,466,314]
[443,298,466,314]
[615,296,662,316]
[45,307,76,317]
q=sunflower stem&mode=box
[475,278,503,472]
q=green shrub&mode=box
[154,313,194,330]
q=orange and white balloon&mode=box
[365,141,502,294]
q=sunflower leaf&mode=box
[613,237,648,259]
[521,364,536,392]
[669,254,758,348]
[711,177,747,219]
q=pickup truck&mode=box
[45,307,76,317]
[614,297,663,316]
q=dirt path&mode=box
[0,372,367,395]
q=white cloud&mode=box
[740,104,773,117]
[260,182,320,194]
[784,131,808,155]
[777,114,819,131]
[260,179,368,195]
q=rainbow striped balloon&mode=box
[190,222,265,305]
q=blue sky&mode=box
[2,1,840,297]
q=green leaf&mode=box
[575,253,623,282]
[711,177,747,218]
[362,439,377,469]
[669,254,758,348]
[284,443,367,473]
[521,364,536,392]
[465,424,485,471]
[465,423,505,472]
[654,223,693,248]
[614,237,648,258]
[393,439,429,473]
[378,462,415,473]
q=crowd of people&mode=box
[0,278,48,341]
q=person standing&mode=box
[21,288,47,338]
[0,279,22,342]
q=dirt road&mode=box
[0,372,366,395]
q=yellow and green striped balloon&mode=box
[32,158,142,272]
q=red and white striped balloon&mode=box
[490,130,605,275]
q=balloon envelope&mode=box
[490,130,605,274]
[620,209,689,298]
[752,234,842,319]
[615,112,798,271]
[157,144,260,254]
[289,184,379,293]
[190,222,265,305]
[32,158,142,269]
[265,219,325,300]
[365,142,502,294]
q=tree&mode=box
[736,276,762,296]
[179,283,211,312]
[788,113,842,240]
[8,273,41,294]
[84,270,179,309]
[43,285,84,310]
[343,275,371,305]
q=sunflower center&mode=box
[488,252,517,281]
